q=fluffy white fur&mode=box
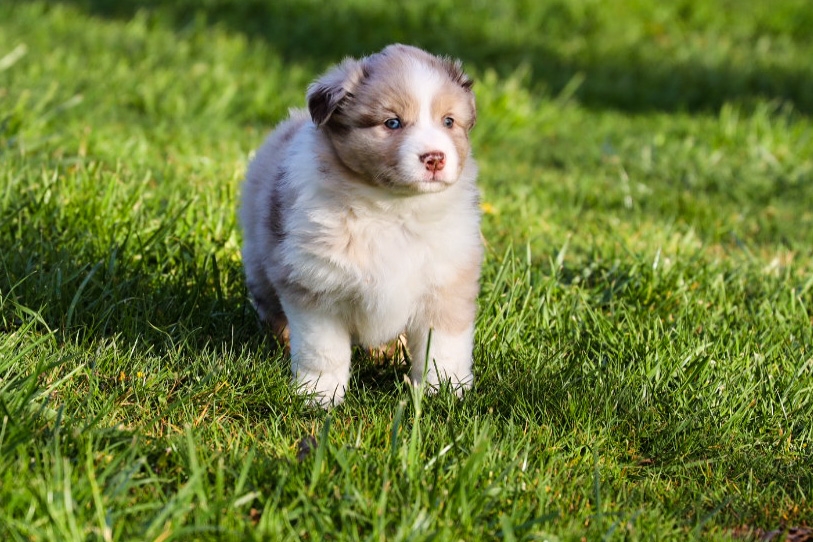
[240,44,482,407]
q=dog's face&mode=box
[307,44,476,194]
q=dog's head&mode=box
[307,44,476,193]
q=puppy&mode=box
[240,44,482,407]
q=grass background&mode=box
[1,0,812,540]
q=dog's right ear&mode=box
[307,58,367,126]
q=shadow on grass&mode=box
[0,176,254,353]
[0,187,412,403]
[43,0,813,114]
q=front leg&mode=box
[408,259,481,395]
[407,323,475,395]
[284,305,352,407]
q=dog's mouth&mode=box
[414,175,455,192]
[422,173,445,183]
[407,163,461,190]
[378,174,454,195]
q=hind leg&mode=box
[245,269,290,350]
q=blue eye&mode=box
[384,118,402,129]
[443,117,455,128]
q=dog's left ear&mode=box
[307,58,367,126]
[442,57,474,92]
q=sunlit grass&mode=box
[1,1,812,540]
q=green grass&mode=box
[1,1,812,540]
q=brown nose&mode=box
[420,151,446,172]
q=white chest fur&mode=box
[281,158,473,345]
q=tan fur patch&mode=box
[431,84,476,130]
[431,84,475,176]
[422,252,483,334]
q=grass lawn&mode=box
[2,0,812,540]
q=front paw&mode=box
[410,366,473,397]
[293,367,347,408]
